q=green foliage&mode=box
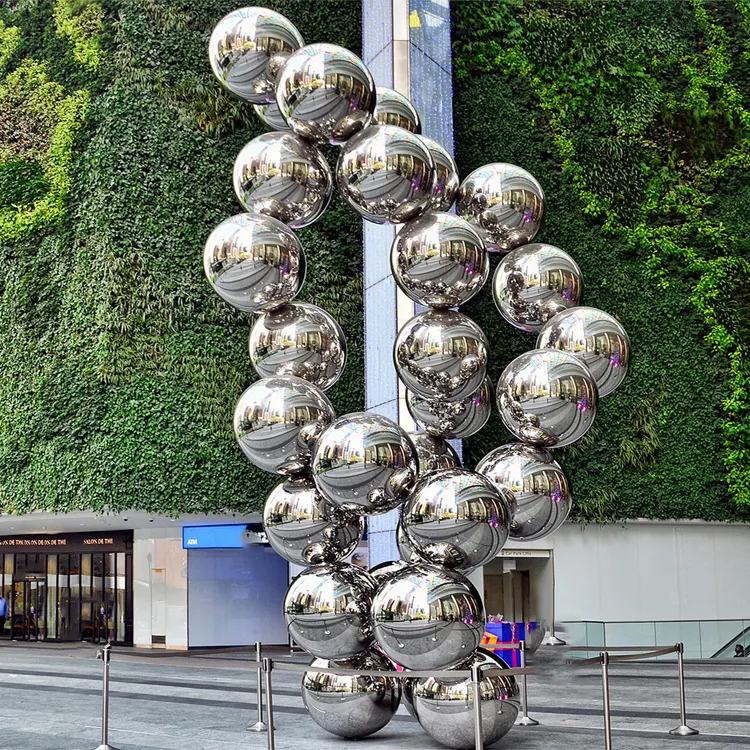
[53,0,104,71]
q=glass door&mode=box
[11,581,46,641]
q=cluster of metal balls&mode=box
[203,7,631,749]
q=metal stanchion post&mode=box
[471,662,484,750]
[516,641,539,726]
[93,642,120,750]
[601,651,612,750]
[248,641,267,732]
[669,643,699,736]
[263,658,276,750]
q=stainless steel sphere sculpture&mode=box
[206,7,632,743]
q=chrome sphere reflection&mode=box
[493,243,583,333]
[253,101,291,131]
[312,413,419,515]
[285,563,377,660]
[396,521,423,563]
[403,676,418,718]
[414,648,519,750]
[456,163,545,252]
[497,349,598,448]
[208,7,304,104]
[407,378,492,440]
[477,443,571,542]
[249,303,347,391]
[402,469,510,573]
[391,213,488,308]
[373,87,421,133]
[337,125,435,224]
[536,306,630,397]
[263,475,364,566]
[233,132,332,229]
[302,651,401,738]
[409,432,460,475]
[276,43,375,145]
[420,136,459,212]
[371,564,485,670]
[234,376,335,474]
[369,560,410,584]
[394,310,489,402]
[204,213,304,314]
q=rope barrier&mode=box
[567,645,678,652]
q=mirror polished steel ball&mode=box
[276,43,376,145]
[420,136,460,212]
[204,213,304,314]
[371,563,485,670]
[396,521,423,563]
[302,651,401,738]
[285,563,377,660]
[373,87,421,133]
[233,132,332,229]
[406,378,492,440]
[249,302,347,391]
[394,310,489,402]
[402,469,510,573]
[414,648,519,750]
[208,7,304,104]
[536,306,630,397]
[493,243,583,333]
[234,376,335,474]
[477,443,571,542]
[408,432,461,475]
[456,163,545,252]
[497,349,598,448]
[263,475,364,566]
[312,413,419,515]
[337,125,435,224]
[253,101,291,131]
[391,213,488,308]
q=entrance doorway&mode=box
[11,580,46,641]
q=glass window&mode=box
[46,556,57,639]
[69,554,81,637]
[116,553,126,643]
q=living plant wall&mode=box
[453,0,750,522]
[0,0,364,515]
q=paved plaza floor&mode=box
[0,640,748,749]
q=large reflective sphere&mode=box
[371,564,485,670]
[497,349,598,448]
[456,163,545,252]
[407,378,492,439]
[396,521,423,563]
[337,125,435,224]
[369,560,411,584]
[208,7,304,103]
[373,87,421,133]
[391,213,488,308]
[249,303,347,391]
[402,469,510,573]
[253,101,290,131]
[312,413,419,515]
[394,310,489,402]
[285,563,377,660]
[420,136,460,212]
[537,306,630,397]
[233,132,332,229]
[409,432,461,475]
[263,475,364,566]
[234,376,335,474]
[414,648,519,750]
[302,651,401,738]
[276,43,376,146]
[477,443,571,542]
[493,243,583,333]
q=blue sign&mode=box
[183,524,248,549]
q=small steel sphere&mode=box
[302,650,401,738]
[249,302,347,391]
[406,378,492,440]
[497,349,598,448]
[203,213,304,314]
[312,413,419,515]
[233,376,335,474]
[408,432,461,475]
[285,562,377,660]
[536,306,630,397]
[456,163,545,252]
[233,132,332,229]
[208,7,304,104]
[493,243,583,333]
[252,101,291,131]
[369,559,411,584]
[402,468,510,573]
[371,563,485,670]
[373,87,421,133]
[391,213,488,308]
[337,125,436,224]
[477,443,571,542]
[263,475,364,566]
[276,43,376,145]
[420,136,460,212]
[394,309,489,402]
